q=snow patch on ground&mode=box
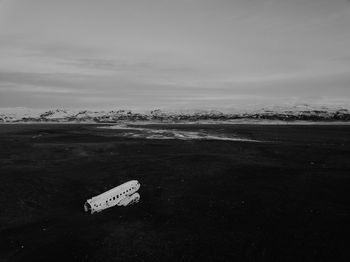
[100,125,260,142]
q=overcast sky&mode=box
[0,0,350,110]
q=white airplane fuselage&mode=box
[84,180,140,214]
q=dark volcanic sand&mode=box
[0,124,349,262]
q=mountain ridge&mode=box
[1,105,350,123]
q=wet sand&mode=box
[0,124,349,261]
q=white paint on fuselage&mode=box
[84,180,140,214]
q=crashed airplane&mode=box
[84,180,140,214]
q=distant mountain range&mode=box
[1,105,350,123]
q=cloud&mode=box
[0,82,75,94]
[0,71,88,91]
[0,37,199,83]
[57,58,156,73]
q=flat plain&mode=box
[0,124,349,262]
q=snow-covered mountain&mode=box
[1,105,350,123]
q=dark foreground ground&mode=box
[0,124,349,262]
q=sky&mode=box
[0,0,350,110]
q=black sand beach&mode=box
[0,124,349,261]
